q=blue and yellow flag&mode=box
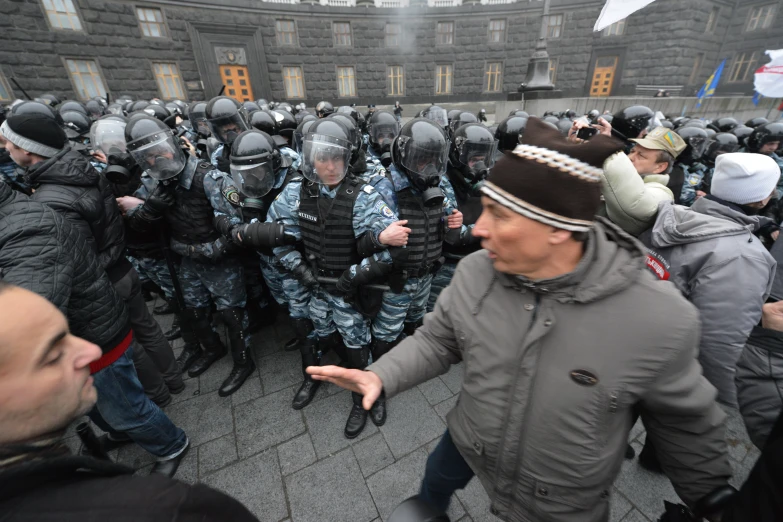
[696,59,726,108]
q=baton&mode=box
[158,229,186,311]
[316,276,390,292]
[10,78,31,100]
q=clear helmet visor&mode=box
[425,108,448,127]
[195,119,211,136]
[127,130,186,180]
[230,162,275,198]
[687,137,708,158]
[293,130,305,154]
[107,105,123,115]
[458,139,498,170]
[396,135,450,179]
[90,119,127,156]
[302,134,352,186]
[207,113,249,145]
[371,122,399,148]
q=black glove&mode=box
[291,263,318,290]
[334,269,354,297]
[145,182,176,214]
[241,222,297,249]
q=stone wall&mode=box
[0,0,781,104]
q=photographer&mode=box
[569,117,683,236]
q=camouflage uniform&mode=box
[372,165,465,343]
[268,177,398,348]
[0,162,31,194]
[678,162,711,206]
[128,255,175,299]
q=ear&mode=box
[549,228,573,246]
[653,161,669,175]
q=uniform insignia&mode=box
[570,369,598,386]
[222,187,240,205]
[363,185,375,194]
[199,162,212,170]
[381,205,394,218]
[299,211,318,223]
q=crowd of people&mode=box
[0,91,782,522]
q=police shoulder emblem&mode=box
[223,187,240,205]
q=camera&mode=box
[577,126,599,140]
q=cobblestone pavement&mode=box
[64,296,759,522]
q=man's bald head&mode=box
[0,283,101,444]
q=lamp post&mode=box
[519,0,555,92]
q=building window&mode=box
[388,65,404,95]
[385,23,401,47]
[333,22,352,47]
[689,52,705,84]
[546,14,563,38]
[484,62,502,92]
[65,59,107,100]
[602,20,625,36]
[549,57,558,84]
[337,66,356,97]
[276,20,296,46]
[283,66,305,99]
[435,64,452,95]
[488,19,506,43]
[136,7,167,38]
[41,0,82,31]
[729,51,759,83]
[152,63,185,99]
[0,74,11,102]
[746,4,777,31]
[436,22,454,45]
[705,6,719,33]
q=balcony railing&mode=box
[375,0,409,6]
[427,0,461,6]
[320,0,356,5]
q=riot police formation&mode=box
[3,93,783,453]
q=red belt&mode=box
[89,330,134,374]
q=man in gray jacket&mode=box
[309,119,733,522]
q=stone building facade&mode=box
[0,0,781,105]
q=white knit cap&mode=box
[710,152,781,205]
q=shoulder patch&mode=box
[363,185,375,194]
[373,199,394,219]
[222,186,240,205]
[199,162,212,170]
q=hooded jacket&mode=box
[0,182,130,355]
[24,148,130,282]
[640,197,776,406]
[368,218,730,522]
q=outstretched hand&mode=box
[306,365,383,410]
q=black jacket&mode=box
[0,455,259,522]
[24,148,130,282]
[0,182,130,353]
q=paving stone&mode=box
[168,379,200,406]
[234,385,306,459]
[455,477,495,522]
[251,327,286,359]
[201,450,287,521]
[198,433,238,476]
[197,355,235,394]
[304,389,379,459]
[230,372,264,407]
[352,432,395,478]
[165,390,235,447]
[609,488,633,522]
[433,395,458,422]
[629,418,645,443]
[366,448,465,522]
[417,377,454,406]
[621,509,652,521]
[439,363,464,394]
[278,433,317,476]
[285,449,378,522]
[612,442,680,521]
[258,349,304,395]
[379,387,446,459]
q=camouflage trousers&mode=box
[281,276,316,341]
[310,288,372,349]
[237,251,269,309]
[178,255,246,310]
[260,253,288,306]
[128,256,175,300]
[427,261,458,313]
[372,274,433,342]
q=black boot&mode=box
[403,318,424,337]
[153,297,176,315]
[638,438,663,473]
[245,297,276,335]
[218,308,256,397]
[344,346,370,439]
[284,337,299,351]
[165,314,181,341]
[141,280,162,302]
[292,338,321,409]
[368,338,397,427]
[186,307,226,377]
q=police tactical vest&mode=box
[298,178,362,272]
[232,170,297,256]
[395,187,443,271]
[167,162,220,245]
[445,193,482,258]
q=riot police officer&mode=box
[206,96,250,173]
[315,101,335,119]
[611,105,655,151]
[698,132,740,196]
[673,126,710,206]
[121,115,251,397]
[427,123,496,311]
[366,110,399,165]
[266,118,407,437]
[494,115,528,154]
[476,108,487,123]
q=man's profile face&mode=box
[473,197,556,276]
[0,287,101,444]
[761,141,780,154]
[628,145,666,175]
[3,140,32,167]
[468,155,486,168]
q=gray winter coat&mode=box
[736,325,783,449]
[369,218,731,522]
[640,197,776,407]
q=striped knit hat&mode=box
[0,114,67,158]
[480,117,623,232]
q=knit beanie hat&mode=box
[0,114,67,158]
[711,152,781,205]
[480,118,624,232]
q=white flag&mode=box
[594,0,658,32]
[754,49,783,98]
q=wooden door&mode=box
[590,56,618,97]
[219,65,254,102]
